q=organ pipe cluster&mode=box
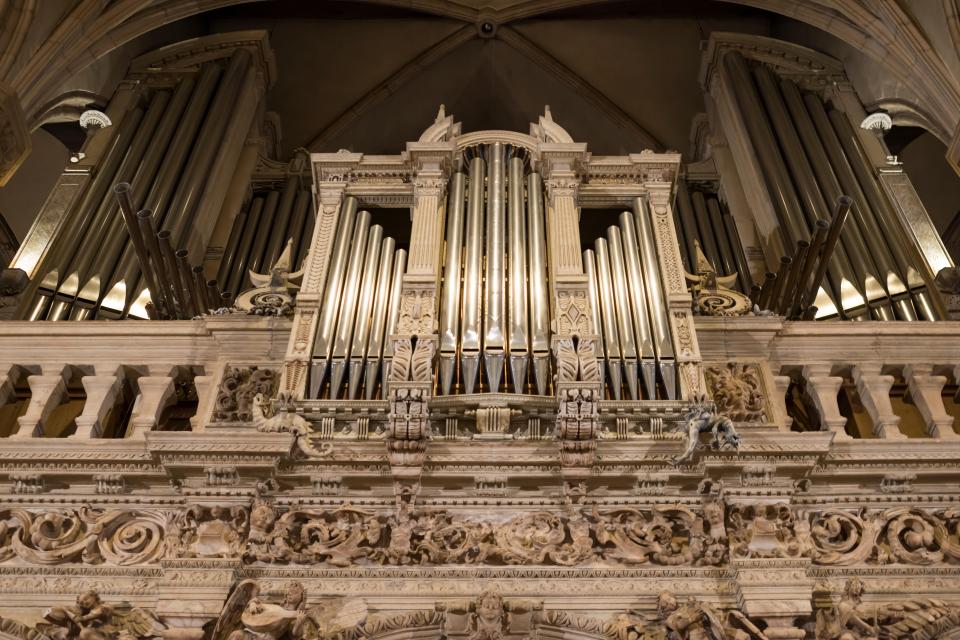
[309,197,406,400]
[583,201,676,401]
[673,185,753,294]
[723,51,939,321]
[217,176,314,298]
[23,50,255,321]
[438,143,551,396]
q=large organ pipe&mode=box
[593,237,623,399]
[104,64,221,316]
[166,49,252,250]
[527,171,550,396]
[347,225,384,400]
[380,248,407,394]
[226,196,264,296]
[802,196,851,313]
[483,142,507,392]
[801,91,909,320]
[69,90,170,320]
[507,152,530,392]
[619,211,657,399]
[33,104,145,320]
[364,237,397,400]
[633,197,676,399]
[753,66,882,320]
[827,107,939,320]
[583,249,605,387]
[690,191,723,272]
[606,226,640,400]
[262,175,299,270]
[460,156,485,394]
[439,171,467,395]
[328,212,372,398]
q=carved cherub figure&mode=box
[655,592,767,640]
[673,395,742,466]
[40,590,164,640]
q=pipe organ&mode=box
[701,35,947,321]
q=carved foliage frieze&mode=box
[705,363,766,423]
[212,366,279,422]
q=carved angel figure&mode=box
[212,580,368,640]
[815,578,959,640]
[673,395,741,466]
[39,590,164,640]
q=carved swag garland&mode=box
[3,501,960,568]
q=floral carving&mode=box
[213,366,279,422]
[705,363,766,422]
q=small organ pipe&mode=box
[309,196,357,398]
[507,153,529,392]
[721,209,754,292]
[583,249,605,387]
[381,249,407,391]
[136,210,176,316]
[460,156,485,394]
[757,271,777,310]
[606,225,640,400]
[217,200,249,288]
[439,171,466,395]
[675,183,700,271]
[527,171,550,396]
[778,241,809,315]
[364,237,397,399]
[328,211,372,398]
[157,230,189,317]
[114,183,164,319]
[593,237,623,399]
[483,142,506,392]
[802,197,852,313]
[788,219,829,317]
[192,266,208,312]
[176,249,204,316]
[767,256,792,316]
[347,225,384,400]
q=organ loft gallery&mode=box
[1,1,960,639]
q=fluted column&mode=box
[852,363,906,440]
[801,365,849,439]
[13,371,67,438]
[127,370,176,439]
[905,365,958,439]
[72,373,122,439]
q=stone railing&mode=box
[697,317,960,440]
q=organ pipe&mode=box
[619,211,657,399]
[460,156,485,394]
[583,249,605,387]
[217,200,248,289]
[721,210,753,292]
[705,197,737,277]
[483,142,507,392]
[527,171,550,396]
[606,226,640,400]
[226,197,265,296]
[593,237,623,399]
[633,197,676,399]
[507,153,530,392]
[247,191,280,276]
[287,190,313,270]
[674,183,699,271]
[690,191,723,273]
[347,224,385,400]
[309,197,357,397]
[328,210,371,398]
[262,175,299,270]
[364,237,397,400]
[439,171,466,395]
[380,248,407,392]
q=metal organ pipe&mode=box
[247,190,280,276]
[347,224,384,400]
[674,183,699,271]
[507,152,530,392]
[483,142,507,392]
[606,226,640,400]
[262,175,299,270]
[460,156,485,394]
[618,212,657,399]
[226,197,265,296]
[381,248,407,393]
[633,197,676,399]
[527,171,550,396]
[690,191,724,272]
[329,212,372,398]
[705,197,737,277]
[364,237,397,400]
[593,237,623,399]
[583,249,605,387]
[288,190,313,270]
[439,171,466,395]
[309,197,357,397]
[721,209,753,292]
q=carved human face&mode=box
[283,582,306,609]
[657,592,678,617]
[77,591,100,611]
[251,504,275,530]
